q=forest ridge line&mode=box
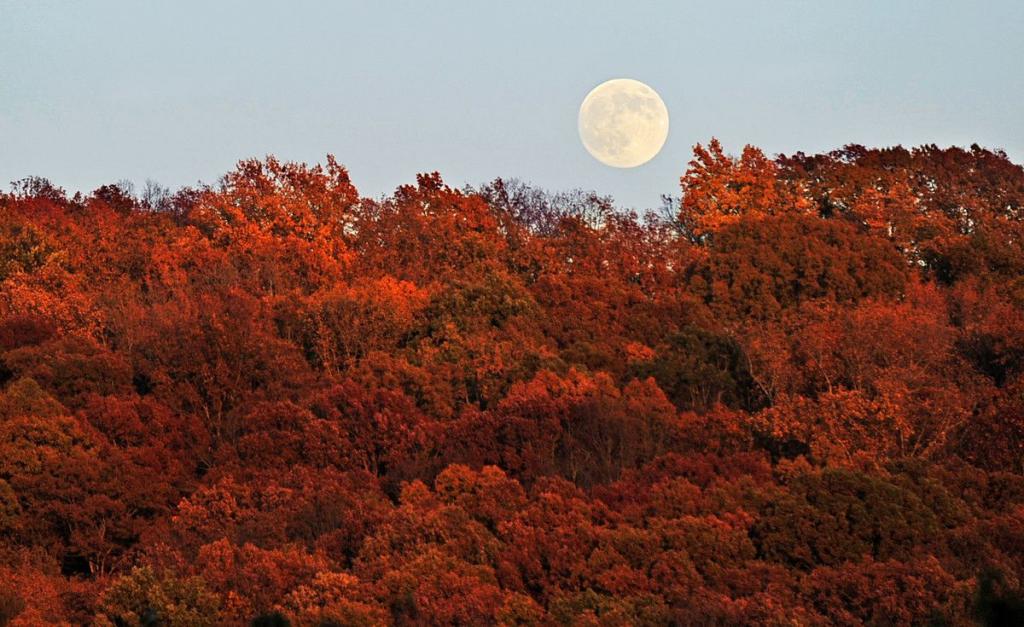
[0,139,1023,624]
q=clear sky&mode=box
[2,1,1022,210]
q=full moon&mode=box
[578,78,669,168]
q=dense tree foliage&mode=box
[0,141,1023,624]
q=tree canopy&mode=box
[1,141,1023,624]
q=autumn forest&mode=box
[1,140,1023,625]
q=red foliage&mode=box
[0,146,1022,623]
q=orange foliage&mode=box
[0,145,1022,623]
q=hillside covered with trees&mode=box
[1,141,1023,625]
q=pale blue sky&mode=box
[2,1,1022,209]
